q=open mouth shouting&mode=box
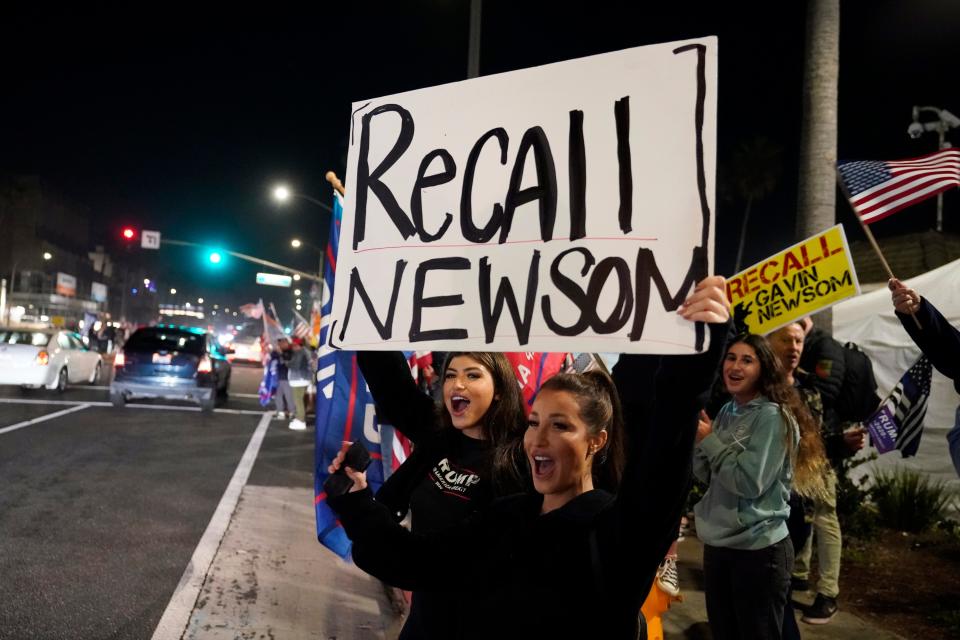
[449,394,471,417]
[531,453,556,479]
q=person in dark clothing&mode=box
[889,278,960,476]
[273,338,295,419]
[768,321,834,629]
[355,349,528,639]
[328,277,730,640]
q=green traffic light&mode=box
[208,251,222,264]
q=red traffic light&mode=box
[121,227,137,241]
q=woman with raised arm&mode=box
[329,276,730,640]
[354,349,528,639]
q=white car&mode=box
[226,336,263,365]
[0,328,104,391]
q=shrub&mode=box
[836,453,880,540]
[870,466,956,533]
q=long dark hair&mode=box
[537,370,626,492]
[727,334,829,499]
[438,352,529,493]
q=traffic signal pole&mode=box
[160,239,323,282]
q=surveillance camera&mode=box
[941,110,960,128]
[908,122,925,139]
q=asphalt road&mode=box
[0,362,317,640]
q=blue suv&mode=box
[110,325,232,412]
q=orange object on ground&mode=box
[641,582,683,640]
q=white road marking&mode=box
[0,404,91,435]
[229,393,260,399]
[150,411,273,640]
[0,398,265,416]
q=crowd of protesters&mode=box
[263,336,318,431]
[298,272,959,640]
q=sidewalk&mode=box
[174,481,903,639]
[181,484,403,639]
[662,535,906,640]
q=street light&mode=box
[198,297,204,304]
[43,252,52,261]
[908,105,960,232]
[170,288,177,295]
[271,183,333,213]
[289,237,323,276]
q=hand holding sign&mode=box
[679,275,730,324]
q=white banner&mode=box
[330,37,717,354]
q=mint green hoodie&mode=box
[693,396,797,550]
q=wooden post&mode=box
[325,171,345,196]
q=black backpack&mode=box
[835,342,882,423]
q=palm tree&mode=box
[796,0,840,330]
[727,136,784,273]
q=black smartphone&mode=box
[323,441,373,498]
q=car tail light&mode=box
[35,351,50,366]
[197,356,213,373]
[114,351,125,368]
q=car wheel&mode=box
[90,362,102,385]
[110,390,126,408]
[55,368,68,393]
[200,395,216,413]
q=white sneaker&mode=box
[288,419,307,431]
[656,556,680,596]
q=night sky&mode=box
[2,1,958,321]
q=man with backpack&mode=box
[793,316,879,625]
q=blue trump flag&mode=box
[313,191,406,559]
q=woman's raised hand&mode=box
[696,409,713,444]
[327,441,369,493]
[679,276,730,324]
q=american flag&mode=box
[837,148,960,224]
[866,356,933,457]
[292,309,311,339]
[238,301,263,319]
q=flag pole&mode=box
[258,299,271,345]
[325,171,345,196]
[835,171,921,329]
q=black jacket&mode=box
[357,350,517,640]
[332,323,727,640]
[897,297,960,394]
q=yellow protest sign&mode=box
[726,224,860,335]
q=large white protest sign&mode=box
[330,37,717,354]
